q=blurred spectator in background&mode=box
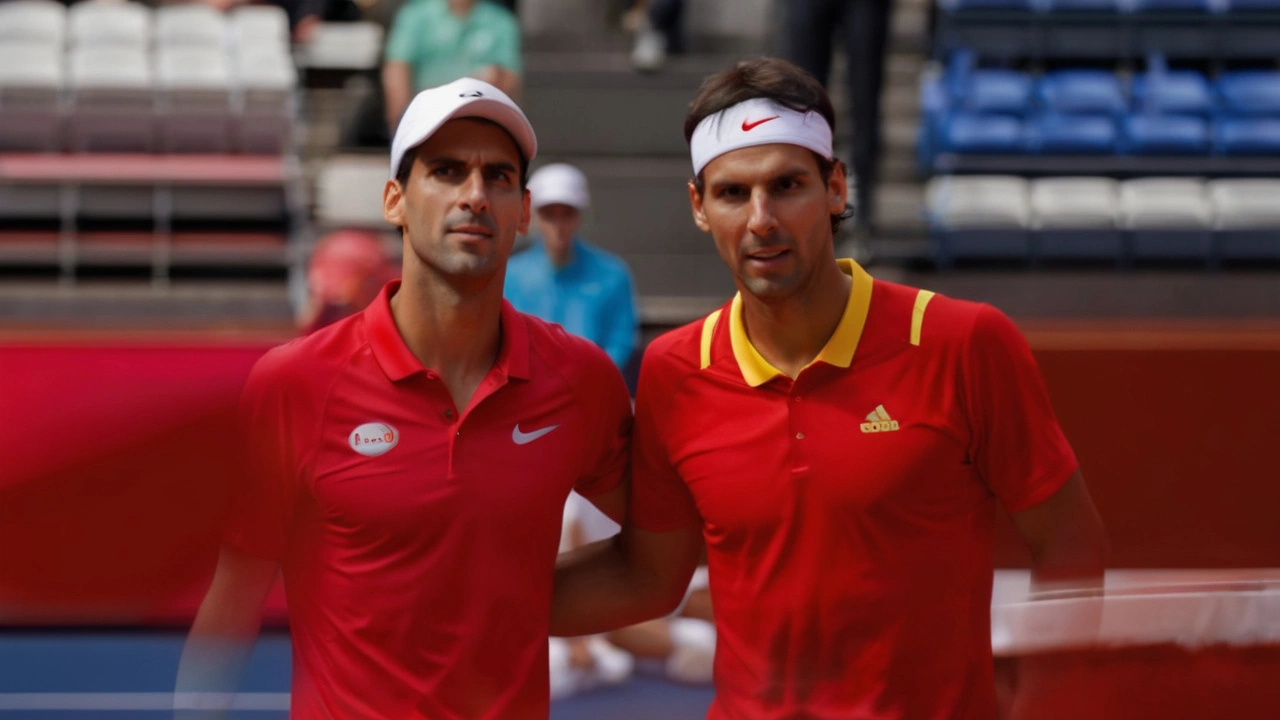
[298,229,397,334]
[505,163,639,374]
[382,0,521,135]
[624,0,684,72]
[777,0,893,235]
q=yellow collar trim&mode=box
[728,258,874,387]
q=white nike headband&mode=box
[689,98,834,176]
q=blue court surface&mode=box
[0,631,714,720]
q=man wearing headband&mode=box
[177,78,633,720]
[552,58,1106,718]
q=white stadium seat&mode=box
[1120,178,1212,263]
[155,46,233,153]
[1120,178,1211,229]
[0,0,67,47]
[926,175,1032,263]
[229,5,290,55]
[1031,177,1123,263]
[0,43,63,151]
[315,156,393,229]
[68,0,151,48]
[926,175,1031,229]
[233,48,296,154]
[1031,177,1120,229]
[68,45,154,152]
[1208,178,1280,261]
[154,4,227,49]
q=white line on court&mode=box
[0,692,290,711]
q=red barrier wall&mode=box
[1,324,1277,622]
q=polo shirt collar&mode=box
[365,280,531,382]
[728,258,874,387]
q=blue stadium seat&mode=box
[1027,114,1119,154]
[942,113,1025,154]
[1222,0,1280,9]
[1123,114,1211,155]
[1132,71,1214,116]
[1214,118,1280,155]
[962,70,1034,115]
[917,74,950,174]
[1042,0,1121,10]
[1037,71,1127,116]
[1216,72,1280,117]
[1127,0,1213,11]
[938,0,1035,10]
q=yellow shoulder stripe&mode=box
[700,309,722,369]
[910,290,935,347]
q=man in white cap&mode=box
[504,163,639,372]
[551,58,1106,719]
[176,78,633,720]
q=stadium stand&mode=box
[927,173,1280,264]
[0,0,303,286]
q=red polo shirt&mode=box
[630,260,1077,720]
[226,281,631,720]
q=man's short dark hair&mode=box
[684,57,855,234]
[393,118,530,192]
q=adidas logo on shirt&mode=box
[860,405,900,433]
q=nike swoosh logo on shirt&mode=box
[741,116,779,131]
[512,424,560,445]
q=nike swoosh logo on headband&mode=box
[741,116,779,131]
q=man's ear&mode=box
[689,180,711,233]
[383,178,405,227]
[827,160,849,217]
[518,188,531,236]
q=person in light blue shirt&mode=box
[505,164,639,372]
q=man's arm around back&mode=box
[174,546,279,720]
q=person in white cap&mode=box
[504,163,639,372]
[176,78,634,720]
[550,58,1106,719]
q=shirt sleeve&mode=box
[628,348,701,532]
[963,305,1078,514]
[383,5,418,64]
[572,350,632,498]
[222,351,304,561]
[601,268,639,372]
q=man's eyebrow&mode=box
[484,160,518,174]
[421,157,517,175]
[709,166,813,190]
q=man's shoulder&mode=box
[642,312,718,377]
[247,314,366,399]
[868,277,993,350]
[521,310,617,377]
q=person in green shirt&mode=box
[382,0,522,133]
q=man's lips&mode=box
[449,225,493,238]
[746,248,789,261]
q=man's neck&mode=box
[390,267,503,409]
[739,257,852,380]
[546,239,574,270]
[446,0,475,19]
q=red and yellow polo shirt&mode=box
[226,281,631,720]
[631,259,1077,720]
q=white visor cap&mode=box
[528,163,590,210]
[689,98,833,176]
[389,77,537,179]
